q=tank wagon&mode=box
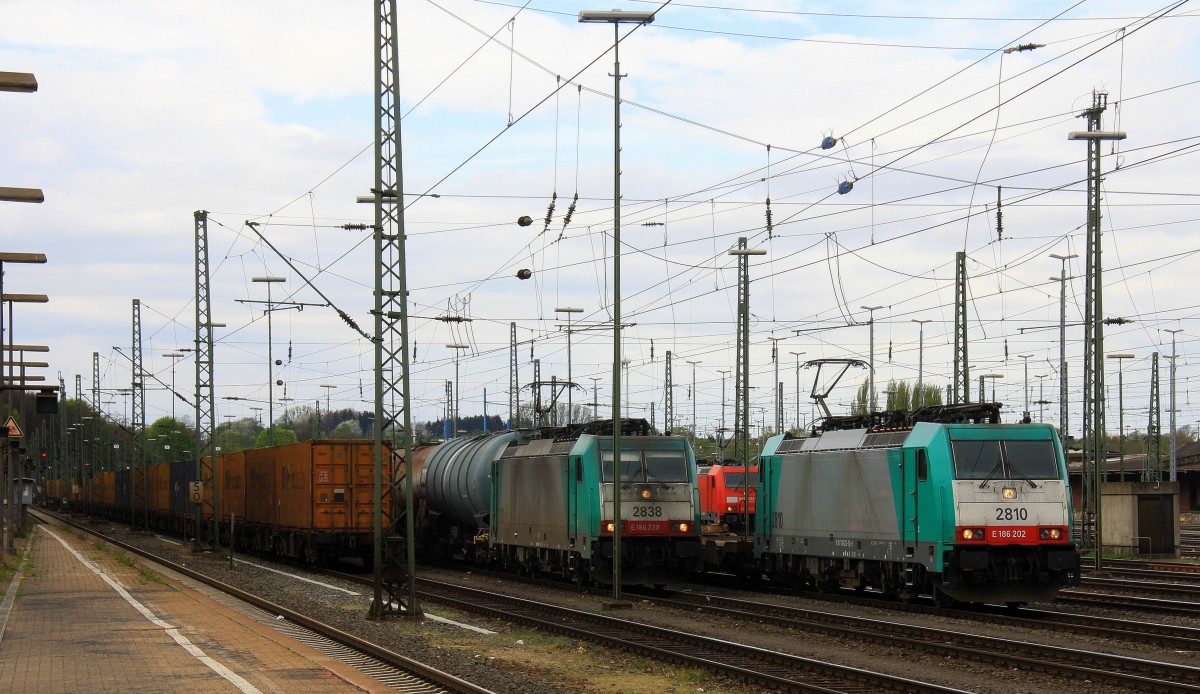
[408,419,703,585]
[753,405,1081,605]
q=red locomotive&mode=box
[697,463,756,529]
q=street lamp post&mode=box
[319,384,335,437]
[446,344,469,438]
[251,276,285,447]
[768,337,785,435]
[1035,374,1050,423]
[164,352,185,422]
[579,6,655,600]
[912,319,930,409]
[555,307,584,425]
[789,352,805,432]
[0,283,48,549]
[981,374,1004,405]
[1107,353,1135,477]
[1167,329,1182,482]
[861,306,883,412]
[717,369,729,455]
[686,360,701,445]
[1019,354,1033,421]
[1049,253,1077,436]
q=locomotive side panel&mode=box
[765,446,905,563]
[493,454,570,550]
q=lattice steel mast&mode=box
[1146,352,1162,482]
[953,251,969,404]
[370,0,418,619]
[131,298,146,528]
[193,210,218,550]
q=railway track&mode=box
[398,575,969,693]
[1057,589,1200,615]
[373,564,1200,692]
[1094,558,1200,584]
[619,587,1200,693]
[31,509,487,694]
[43,509,969,692]
[1083,575,1200,597]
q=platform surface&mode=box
[0,523,396,693]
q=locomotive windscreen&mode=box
[723,471,759,489]
[601,449,689,482]
[951,439,1059,480]
[645,452,690,482]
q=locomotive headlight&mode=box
[605,521,616,533]
[961,528,985,540]
[678,522,690,533]
[1040,528,1062,540]
[1002,487,1017,500]
[641,489,652,500]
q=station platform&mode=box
[0,522,396,693]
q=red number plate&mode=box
[624,520,667,535]
[987,526,1038,544]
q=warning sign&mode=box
[3,417,22,438]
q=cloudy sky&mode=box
[3,1,1198,447]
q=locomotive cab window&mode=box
[951,439,1058,481]
[723,471,759,489]
[916,449,928,481]
[601,452,644,482]
[645,452,689,482]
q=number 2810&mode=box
[995,507,1028,521]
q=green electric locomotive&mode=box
[756,407,1081,605]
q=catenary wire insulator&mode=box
[542,191,557,234]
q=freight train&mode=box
[46,439,381,564]
[44,405,1078,603]
[43,419,703,586]
[702,403,1082,605]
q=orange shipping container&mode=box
[90,471,114,507]
[219,451,246,522]
[148,462,171,514]
[271,440,378,532]
[244,447,278,527]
